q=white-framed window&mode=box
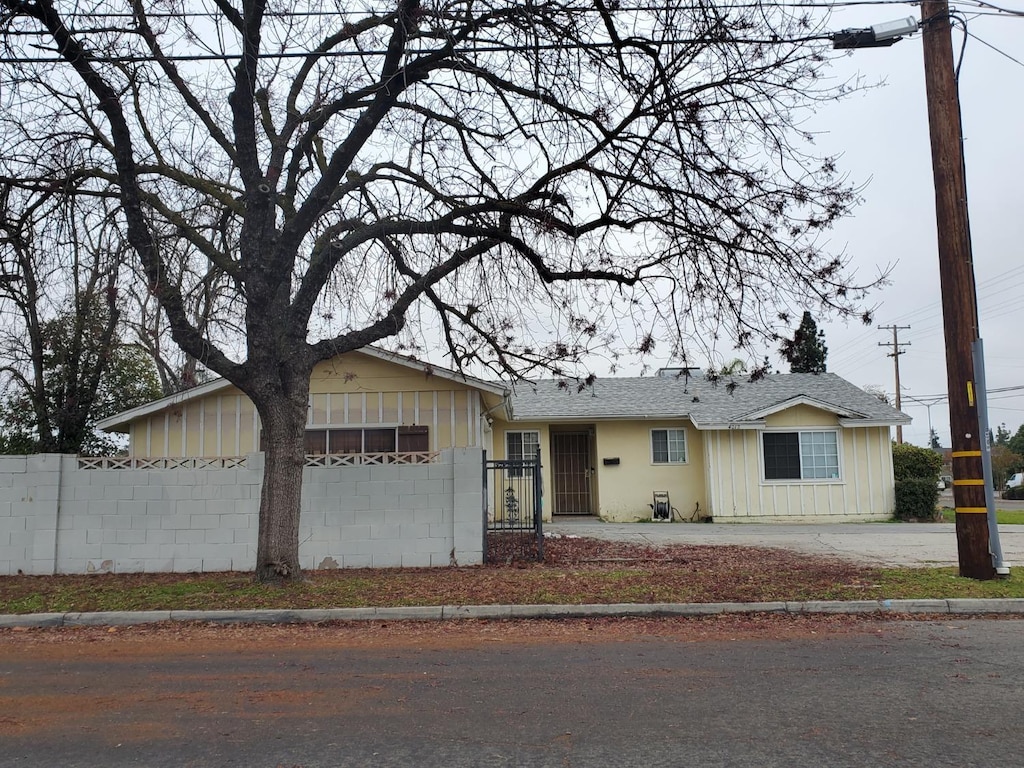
[762,430,840,480]
[506,430,540,477]
[506,430,540,461]
[291,426,429,454]
[651,428,687,464]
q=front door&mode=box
[551,431,593,515]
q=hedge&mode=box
[892,443,943,483]
[895,478,942,521]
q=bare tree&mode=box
[0,181,162,453]
[0,0,879,580]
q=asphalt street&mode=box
[2,619,1023,767]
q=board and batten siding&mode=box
[127,355,491,458]
[704,406,895,521]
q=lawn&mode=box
[2,536,1022,615]
[939,507,1024,525]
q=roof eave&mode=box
[838,417,912,428]
[691,420,767,431]
[739,397,867,421]
[506,413,690,423]
[358,346,509,397]
[95,377,236,433]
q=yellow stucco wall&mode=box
[704,412,895,521]
[592,420,706,522]
[126,352,499,457]
[491,420,706,522]
[489,421,551,520]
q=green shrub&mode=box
[1003,486,1024,501]
[895,478,942,521]
[892,443,943,482]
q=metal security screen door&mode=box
[551,431,593,515]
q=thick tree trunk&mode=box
[252,379,310,583]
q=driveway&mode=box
[546,519,1023,568]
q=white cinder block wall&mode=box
[0,448,483,575]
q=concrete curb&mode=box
[3,599,1024,628]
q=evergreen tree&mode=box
[995,423,1012,446]
[1008,424,1024,458]
[781,311,828,373]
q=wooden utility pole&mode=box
[878,325,910,444]
[921,0,994,579]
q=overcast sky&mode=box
[802,2,1024,447]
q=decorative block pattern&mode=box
[0,448,483,575]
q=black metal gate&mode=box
[483,450,543,562]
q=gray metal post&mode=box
[972,339,1009,575]
[481,449,489,564]
[534,448,544,560]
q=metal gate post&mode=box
[482,449,489,564]
[534,448,543,560]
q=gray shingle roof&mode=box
[507,372,910,427]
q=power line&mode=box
[965,29,1024,68]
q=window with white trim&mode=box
[763,430,839,480]
[651,428,687,464]
[506,430,540,463]
[290,426,429,454]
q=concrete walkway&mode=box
[546,519,1021,568]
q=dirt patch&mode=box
[0,613,895,657]
[0,536,882,613]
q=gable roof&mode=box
[97,346,509,432]
[506,372,910,429]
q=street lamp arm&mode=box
[832,16,920,49]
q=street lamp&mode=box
[831,16,919,49]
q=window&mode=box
[397,425,430,452]
[651,428,687,464]
[304,430,328,454]
[329,429,363,454]
[297,426,428,455]
[363,428,396,453]
[506,431,540,475]
[763,430,839,480]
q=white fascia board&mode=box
[504,413,689,423]
[737,395,866,421]
[95,377,235,433]
[689,420,767,431]
[838,417,912,428]
[357,346,509,397]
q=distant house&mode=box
[99,353,909,524]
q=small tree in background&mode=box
[994,423,1012,447]
[781,311,828,373]
[990,445,1022,492]
[892,442,943,521]
[1008,425,1024,458]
